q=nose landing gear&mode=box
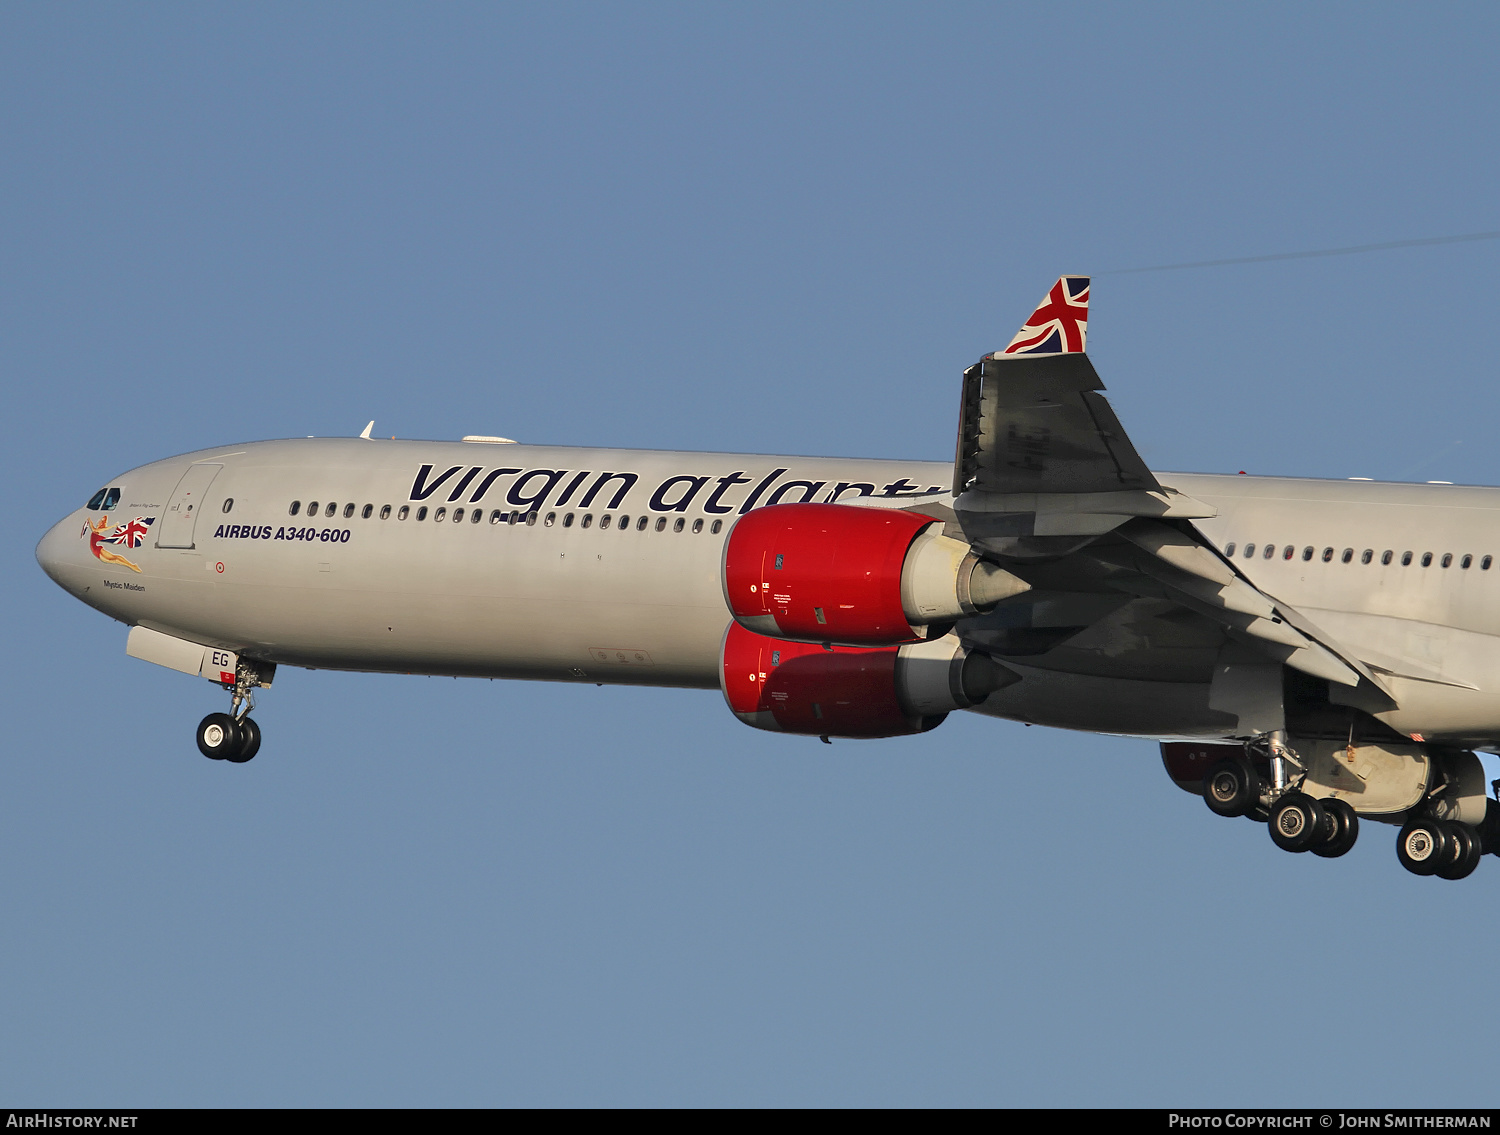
[196,711,260,762]
[196,659,270,763]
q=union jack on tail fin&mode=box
[999,275,1089,355]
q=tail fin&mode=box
[1001,276,1090,355]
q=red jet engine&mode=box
[722,503,1027,647]
[719,621,1016,739]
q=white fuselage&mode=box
[36,438,1500,746]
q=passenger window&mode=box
[417,507,428,521]
[341,503,353,518]
[1302,546,1313,561]
[637,516,648,531]
[1442,553,1453,568]
[362,504,373,519]
[471,507,481,523]
[398,505,409,520]
[599,515,612,529]
[1243,544,1255,558]
[307,501,319,516]
[1281,545,1293,560]
[1484,556,1493,570]
[1263,545,1275,560]
[453,508,464,522]
[1341,548,1353,563]
[581,514,592,529]
[526,511,538,526]
[1361,549,1373,564]
[616,515,628,530]
[1381,550,1393,565]
[655,517,667,532]
[711,520,723,534]
[1321,547,1334,562]
[1421,552,1433,567]
[87,489,108,510]
[325,503,337,518]
[435,507,447,522]
[223,499,235,514]
[380,505,391,519]
[563,513,575,528]
[1224,542,1236,557]
[289,501,302,516]
[1401,551,1412,566]
[1462,554,1473,569]
[544,512,556,527]
[674,518,686,533]
[491,510,503,524]
[692,519,704,534]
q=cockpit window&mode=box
[87,489,107,510]
[89,487,121,511]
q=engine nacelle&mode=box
[720,621,1017,738]
[1160,741,1261,794]
[722,503,1028,646]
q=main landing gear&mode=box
[1396,815,1482,880]
[1200,733,1487,877]
[1194,731,1488,869]
[195,659,269,764]
[1201,744,1358,857]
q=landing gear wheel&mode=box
[196,713,241,760]
[1268,792,1329,853]
[225,716,261,763]
[1478,800,1500,858]
[1203,756,1260,818]
[1397,817,1451,876]
[1311,798,1360,858]
[1436,822,1482,880]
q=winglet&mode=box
[359,421,374,439]
[999,276,1090,355]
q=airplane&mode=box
[35,277,1500,881]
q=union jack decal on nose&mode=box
[105,515,156,548]
[1000,275,1089,355]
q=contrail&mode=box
[1103,230,1500,275]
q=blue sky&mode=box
[4,3,1499,1106]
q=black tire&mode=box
[1436,822,1482,881]
[1478,799,1500,857]
[1268,792,1327,853]
[1397,817,1451,876]
[196,712,240,760]
[1311,797,1360,858]
[1203,756,1259,818]
[225,716,261,763]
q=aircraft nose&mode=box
[36,512,84,592]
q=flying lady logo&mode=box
[81,515,156,573]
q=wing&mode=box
[947,277,1397,711]
[953,277,1215,562]
[955,276,1153,497]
